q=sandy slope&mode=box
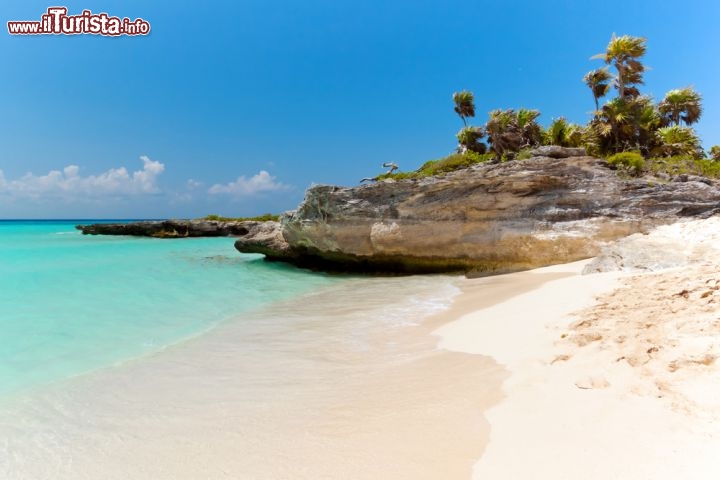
[436,217,720,479]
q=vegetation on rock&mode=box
[370,34,717,183]
[584,35,707,160]
[377,151,493,180]
[474,34,712,165]
[646,156,720,179]
[457,126,487,154]
[544,117,585,148]
[710,146,720,161]
[485,108,543,160]
[607,151,645,176]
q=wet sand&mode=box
[0,276,509,480]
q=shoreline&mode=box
[435,261,627,478]
[0,274,506,480]
[4,218,720,478]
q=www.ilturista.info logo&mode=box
[7,7,150,36]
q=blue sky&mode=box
[1,0,718,218]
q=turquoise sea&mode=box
[0,220,477,479]
[0,220,339,397]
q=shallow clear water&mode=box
[0,264,485,480]
[0,220,339,396]
[0,221,494,480]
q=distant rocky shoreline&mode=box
[78,148,720,275]
[76,219,277,239]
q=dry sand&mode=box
[436,217,720,479]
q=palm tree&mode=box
[583,67,613,111]
[485,109,542,160]
[592,34,647,99]
[564,124,585,148]
[545,117,585,147]
[653,126,703,158]
[485,109,523,160]
[710,146,720,161]
[591,97,631,152]
[658,87,703,126]
[589,94,663,156]
[516,109,544,146]
[453,91,475,127]
[635,96,664,155]
[545,117,569,146]
[457,126,487,154]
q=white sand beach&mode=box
[437,217,720,479]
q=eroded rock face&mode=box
[235,155,720,274]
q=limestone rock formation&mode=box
[235,154,720,274]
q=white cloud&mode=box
[0,156,165,199]
[208,170,289,196]
[186,179,203,190]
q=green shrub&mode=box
[697,159,720,178]
[645,156,720,180]
[418,152,493,176]
[647,156,697,177]
[515,148,534,160]
[607,151,645,174]
[379,152,493,181]
[376,171,420,180]
[463,150,494,164]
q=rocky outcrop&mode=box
[528,146,587,158]
[77,219,275,238]
[235,154,720,274]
